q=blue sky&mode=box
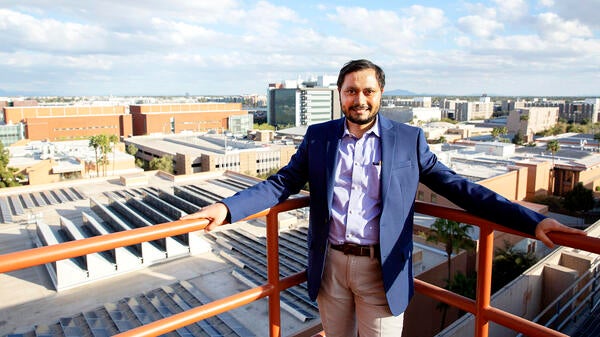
[1,0,599,97]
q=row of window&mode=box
[256,157,279,163]
[54,125,117,131]
[215,162,240,169]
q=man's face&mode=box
[339,68,383,127]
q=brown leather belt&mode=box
[330,243,379,257]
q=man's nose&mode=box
[355,92,367,105]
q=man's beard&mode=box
[343,104,379,125]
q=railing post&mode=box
[475,225,494,337]
[266,211,281,337]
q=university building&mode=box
[267,76,341,128]
[129,103,251,136]
[3,105,132,141]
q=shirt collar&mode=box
[343,115,381,139]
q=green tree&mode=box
[99,134,111,176]
[109,134,119,176]
[566,123,584,133]
[447,271,477,316]
[563,182,595,212]
[89,134,112,176]
[512,131,524,145]
[126,144,138,156]
[546,140,560,166]
[492,242,537,293]
[253,123,275,131]
[0,141,23,188]
[88,135,102,177]
[491,127,508,141]
[425,218,476,329]
[594,132,600,151]
[149,155,174,173]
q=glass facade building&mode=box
[0,123,25,146]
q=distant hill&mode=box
[383,89,417,96]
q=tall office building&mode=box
[267,78,341,128]
[443,95,494,121]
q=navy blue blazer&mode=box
[222,115,546,315]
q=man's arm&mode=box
[414,128,587,248]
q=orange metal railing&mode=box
[1,197,599,337]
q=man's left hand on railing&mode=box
[535,218,587,248]
[181,202,230,232]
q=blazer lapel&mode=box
[325,119,344,210]
[379,115,396,202]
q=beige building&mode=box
[507,107,559,142]
[8,140,139,185]
[443,96,494,121]
[124,133,296,176]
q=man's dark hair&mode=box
[337,59,385,90]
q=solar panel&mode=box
[8,195,24,215]
[61,188,77,201]
[0,197,13,223]
[30,192,47,207]
[51,189,68,203]
[41,191,59,205]
[19,194,35,209]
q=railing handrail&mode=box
[1,198,599,337]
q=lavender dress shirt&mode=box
[329,118,382,246]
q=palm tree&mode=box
[546,139,560,166]
[425,218,476,329]
[492,242,537,292]
[88,135,101,177]
[109,134,119,176]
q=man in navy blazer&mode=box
[183,59,586,337]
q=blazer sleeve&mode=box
[416,128,545,236]
[220,127,311,223]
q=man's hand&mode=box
[535,218,587,248]
[180,202,229,232]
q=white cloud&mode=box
[538,0,555,7]
[492,0,528,21]
[536,12,593,42]
[232,1,304,36]
[457,8,504,39]
[0,9,111,53]
[549,0,600,28]
[0,1,598,96]
[329,5,446,46]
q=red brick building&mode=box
[3,105,132,141]
[129,103,248,135]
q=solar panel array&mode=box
[34,182,257,289]
[206,226,318,322]
[6,281,255,337]
[0,187,86,223]
[12,178,312,336]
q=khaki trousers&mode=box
[316,247,405,337]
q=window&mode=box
[430,193,437,203]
